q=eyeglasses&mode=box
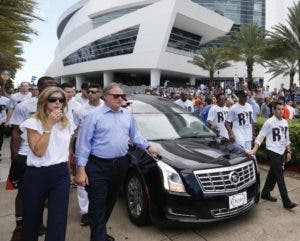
[88,90,99,94]
[47,97,65,103]
[107,94,126,100]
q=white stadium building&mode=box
[46,0,267,89]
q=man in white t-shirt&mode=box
[174,92,194,113]
[263,85,271,98]
[61,83,81,120]
[207,93,229,139]
[225,90,254,151]
[5,82,32,126]
[0,86,10,157]
[248,102,297,209]
[73,84,104,226]
[74,82,89,105]
[8,77,57,241]
[286,100,295,119]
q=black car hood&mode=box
[151,138,250,172]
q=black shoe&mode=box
[38,224,46,236]
[107,234,115,241]
[10,226,22,241]
[261,194,277,202]
[80,213,89,226]
[284,202,297,209]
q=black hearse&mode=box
[124,95,260,225]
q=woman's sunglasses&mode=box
[47,97,65,103]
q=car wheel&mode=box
[125,172,150,226]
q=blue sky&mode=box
[14,0,77,86]
[14,0,296,86]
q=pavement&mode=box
[1,137,300,241]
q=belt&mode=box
[89,154,128,164]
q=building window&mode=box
[167,27,202,55]
[91,4,151,29]
[63,25,139,66]
[191,0,265,28]
[191,0,265,49]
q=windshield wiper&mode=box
[182,135,216,139]
[148,139,169,142]
[174,135,215,140]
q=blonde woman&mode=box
[20,87,76,241]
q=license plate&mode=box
[229,191,247,209]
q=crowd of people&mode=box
[2,77,298,241]
[148,82,300,121]
[4,77,159,241]
[170,83,297,210]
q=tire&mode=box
[125,171,150,226]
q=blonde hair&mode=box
[34,87,69,129]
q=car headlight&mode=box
[157,161,186,193]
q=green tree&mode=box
[0,0,42,78]
[264,58,298,90]
[218,23,267,90]
[188,47,231,87]
[264,2,300,84]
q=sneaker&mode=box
[38,224,46,236]
[80,213,89,226]
[10,226,22,241]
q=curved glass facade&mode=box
[92,4,150,29]
[63,25,139,66]
[191,0,265,27]
[167,27,202,54]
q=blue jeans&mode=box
[85,155,129,241]
[21,162,70,241]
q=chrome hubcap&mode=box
[127,176,143,217]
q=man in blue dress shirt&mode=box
[75,83,159,241]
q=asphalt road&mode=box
[1,138,300,241]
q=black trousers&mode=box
[85,155,129,241]
[21,162,70,241]
[262,150,290,205]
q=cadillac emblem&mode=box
[229,171,240,184]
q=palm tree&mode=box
[264,58,298,90]
[188,47,231,88]
[264,2,300,84]
[0,0,42,77]
[218,23,267,90]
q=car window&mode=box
[134,113,215,141]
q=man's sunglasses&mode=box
[107,94,127,100]
[47,97,65,103]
